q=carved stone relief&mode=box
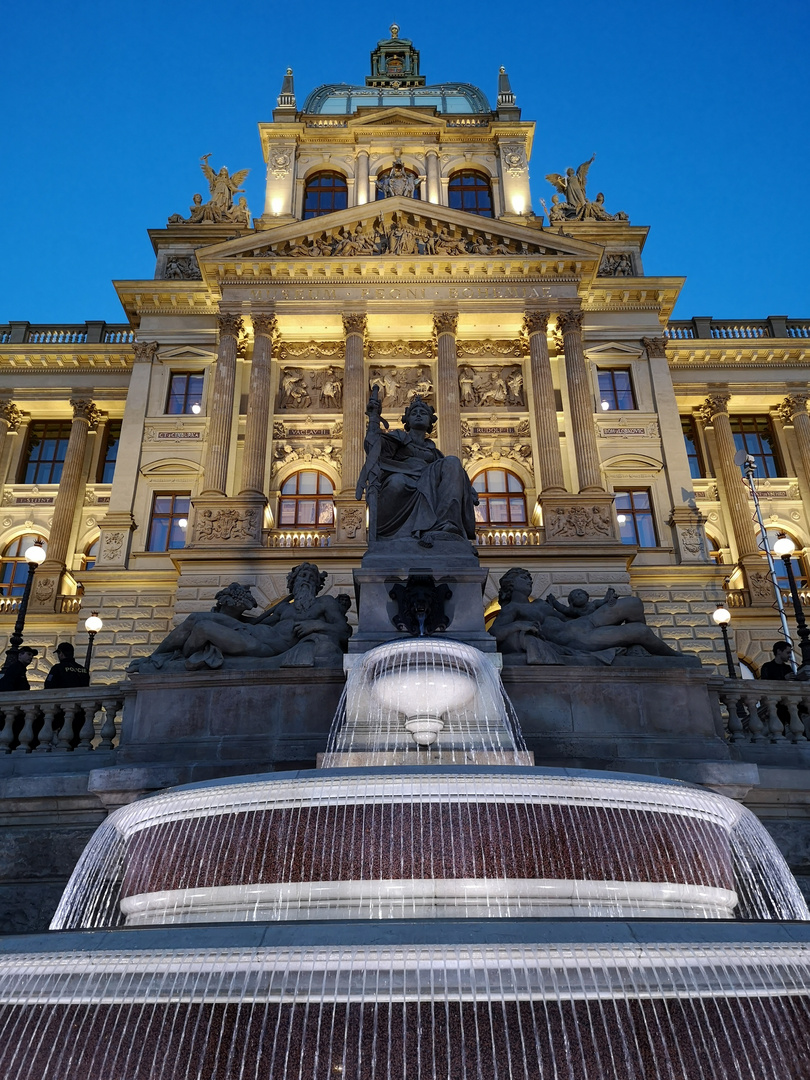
[368,340,434,360]
[458,365,525,408]
[278,341,345,361]
[278,367,344,411]
[598,254,633,277]
[268,145,293,179]
[545,504,613,540]
[456,339,524,359]
[462,438,533,475]
[99,531,125,562]
[272,442,341,477]
[163,255,202,280]
[196,507,260,542]
[501,142,527,177]
[368,366,434,408]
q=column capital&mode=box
[642,336,669,358]
[218,312,244,338]
[433,311,458,336]
[133,340,159,364]
[252,312,278,339]
[70,399,101,429]
[699,392,731,425]
[342,313,367,338]
[557,309,584,335]
[778,392,810,424]
[523,309,549,336]
[0,401,22,431]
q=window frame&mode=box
[147,492,191,552]
[614,488,658,548]
[471,468,528,526]
[302,171,349,219]
[165,372,204,416]
[0,534,48,597]
[277,470,335,530]
[97,420,122,483]
[759,528,807,592]
[681,416,706,479]
[729,415,782,479]
[597,368,636,411]
[19,421,73,484]
[447,170,494,218]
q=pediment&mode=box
[585,341,644,359]
[158,345,217,361]
[347,107,446,129]
[197,197,603,265]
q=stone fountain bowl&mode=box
[51,767,802,929]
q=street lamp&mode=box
[1,539,46,672]
[84,611,103,672]
[773,533,810,672]
[712,603,737,679]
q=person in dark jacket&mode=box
[0,647,38,692]
[760,641,795,681]
[43,643,90,689]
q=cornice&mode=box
[0,348,134,371]
[668,343,810,369]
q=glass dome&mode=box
[303,82,491,116]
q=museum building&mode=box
[1,25,810,930]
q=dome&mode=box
[302,81,492,117]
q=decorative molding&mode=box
[598,254,634,277]
[217,313,243,338]
[778,393,810,424]
[367,339,434,360]
[368,365,434,408]
[456,339,523,359]
[500,141,527,177]
[642,336,668,358]
[195,506,261,543]
[267,145,293,179]
[557,310,584,336]
[278,340,345,361]
[523,311,549,336]
[70,399,101,428]
[342,313,367,338]
[272,440,341,477]
[433,312,458,336]
[133,340,159,364]
[252,313,278,339]
[278,367,343,411]
[0,401,22,431]
[698,393,731,424]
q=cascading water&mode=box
[2,637,810,1078]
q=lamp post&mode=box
[84,612,103,672]
[712,604,737,679]
[1,539,46,672]
[773,533,810,673]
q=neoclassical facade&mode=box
[0,26,808,685]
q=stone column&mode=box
[0,401,22,487]
[356,150,370,205]
[240,313,277,496]
[780,393,810,492]
[433,312,462,460]
[200,313,242,496]
[558,309,603,492]
[523,310,565,493]
[333,313,368,544]
[699,393,759,560]
[425,149,441,205]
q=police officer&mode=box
[43,643,90,689]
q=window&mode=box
[448,171,493,217]
[597,369,636,411]
[472,469,527,525]
[615,489,657,547]
[83,538,99,571]
[682,417,705,479]
[97,421,121,483]
[730,415,782,478]
[0,535,47,596]
[147,493,190,551]
[166,373,204,415]
[303,172,348,219]
[759,528,807,592]
[278,471,335,528]
[20,421,72,484]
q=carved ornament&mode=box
[500,142,527,177]
[196,507,260,542]
[218,313,244,338]
[268,145,293,179]
[163,255,202,281]
[34,578,55,603]
[133,340,159,365]
[278,340,345,361]
[523,311,549,337]
[252,313,278,339]
[342,314,367,338]
[0,402,22,431]
[272,441,341,477]
[456,339,523,359]
[100,531,125,561]
[338,505,364,540]
[462,437,533,474]
[598,254,633,277]
[556,310,584,336]
[778,393,810,424]
[433,312,458,336]
[642,336,668,358]
[70,399,101,428]
[278,367,343,411]
[459,365,525,409]
[368,339,434,360]
[698,393,731,424]
[545,504,613,540]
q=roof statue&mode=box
[167,155,251,226]
[543,154,629,224]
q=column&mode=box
[356,150,370,205]
[425,149,441,205]
[201,313,242,496]
[523,310,565,492]
[558,309,603,492]
[240,313,277,496]
[699,393,759,559]
[341,313,367,493]
[433,312,462,460]
[39,399,100,579]
[0,401,22,487]
[780,393,810,491]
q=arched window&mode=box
[303,172,348,219]
[0,534,47,597]
[279,471,335,528]
[83,538,99,571]
[472,469,527,525]
[448,170,493,217]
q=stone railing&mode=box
[665,316,810,341]
[476,529,543,547]
[0,322,134,346]
[0,594,82,615]
[0,686,124,754]
[714,678,810,743]
[265,530,334,548]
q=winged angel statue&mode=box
[199,155,250,223]
[543,153,628,224]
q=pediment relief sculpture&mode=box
[168,156,251,227]
[277,367,344,411]
[458,365,525,409]
[543,153,629,224]
[368,365,434,409]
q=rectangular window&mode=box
[597,369,636,411]
[729,416,782,478]
[20,421,73,484]
[147,493,190,551]
[166,373,204,415]
[615,489,657,547]
[681,417,705,479]
[97,421,122,483]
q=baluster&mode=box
[723,692,744,741]
[98,697,120,751]
[75,699,99,752]
[762,695,786,741]
[785,695,807,742]
[54,702,78,752]
[14,702,40,753]
[0,705,15,753]
[743,692,765,741]
[36,704,57,752]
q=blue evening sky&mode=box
[2,0,807,324]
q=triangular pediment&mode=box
[347,107,447,129]
[585,341,644,359]
[196,197,604,266]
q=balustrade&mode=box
[0,686,123,754]
[266,530,333,549]
[714,678,810,743]
[476,529,542,547]
[0,323,133,345]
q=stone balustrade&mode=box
[0,686,124,754]
[665,317,810,341]
[0,322,134,345]
[475,529,543,547]
[714,678,810,743]
[265,530,333,548]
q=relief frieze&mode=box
[459,365,525,408]
[277,340,344,361]
[368,366,434,409]
[277,367,343,411]
[456,339,524,359]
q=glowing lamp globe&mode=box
[84,613,103,635]
[24,541,46,566]
[774,535,796,558]
[712,605,731,627]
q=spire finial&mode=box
[276,67,296,111]
[390,22,399,38]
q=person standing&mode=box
[759,641,795,681]
[0,647,38,692]
[43,643,90,689]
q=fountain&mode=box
[1,634,810,1077]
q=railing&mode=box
[0,322,134,346]
[665,317,810,341]
[266,530,333,548]
[0,594,82,615]
[715,679,810,744]
[446,118,490,127]
[787,322,810,338]
[0,686,124,754]
[476,529,543,546]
